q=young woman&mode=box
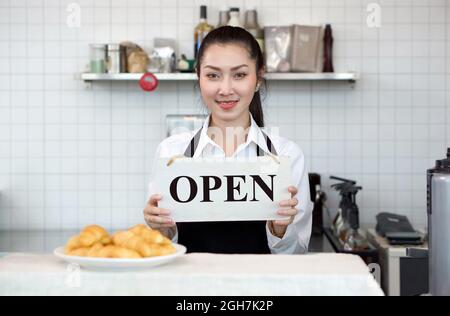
[144,26,313,254]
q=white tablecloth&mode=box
[0,253,384,296]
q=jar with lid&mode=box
[90,44,107,73]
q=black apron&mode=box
[177,127,278,254]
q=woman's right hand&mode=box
[144,194,176,230]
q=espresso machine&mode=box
[427,148,450,296]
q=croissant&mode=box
[129,224,172,246]
[67,247,91,257]
[64,224,177,259]
[86,243,105,258]
[91,245,142,259]
[112,231,162,258]
[152,244,177,256]
[65,225,111,253]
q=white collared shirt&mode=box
[147,114,314,254]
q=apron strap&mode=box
[257,130,278,156]
[183,128,203,158]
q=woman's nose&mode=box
[219,79,234,95]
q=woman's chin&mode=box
[213,109,240,121]
[209,104,249,122]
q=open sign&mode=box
[153,156,293,222]
[170,175,277,203]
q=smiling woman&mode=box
[202,63,254,111]
[196,26,266,130]
[144,26,314,255]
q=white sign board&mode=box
[153,156,293,222]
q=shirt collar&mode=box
[192,113,273,158]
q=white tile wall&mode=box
[0,0,449,230]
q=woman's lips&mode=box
[216,100,239,110]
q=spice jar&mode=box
[90,44,107,73]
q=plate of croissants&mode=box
[54,224,186,271]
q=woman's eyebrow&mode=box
[204,65,249,71]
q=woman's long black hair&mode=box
[196,26,266,127]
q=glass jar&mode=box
[106,44,126,74]
[90,44,107,73]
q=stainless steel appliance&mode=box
[427,148,450,296]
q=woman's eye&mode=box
[234,73,247,79]
[206,73,220,80]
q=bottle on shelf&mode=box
[323,24,334,73]
[194,5,214,59]
[227,7,242,27]
[244,8,264,53]
[218,6,230,28]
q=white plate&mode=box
[54,244,187,271]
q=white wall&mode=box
[0,0,449,230]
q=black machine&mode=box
[376,212,423,246]
[309,174,325,235]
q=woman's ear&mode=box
[256,68,265,92]
[258,67,266,80]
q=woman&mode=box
[144,26,313,254]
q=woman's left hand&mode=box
[269,186,299,239]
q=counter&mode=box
[0,252,383,296]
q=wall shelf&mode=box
[79,72,358,83]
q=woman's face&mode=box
[199,43,261,124]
